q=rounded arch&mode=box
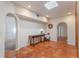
[5,13,17,57]
[57,22,67,44]
[57,22,67,27]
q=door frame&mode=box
[75,1,79,57]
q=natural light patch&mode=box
[44,1,58,10]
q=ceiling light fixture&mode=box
[67,12,72,15]
[44,1,58,10]
[27,5,31,8]
[46,15,49,17]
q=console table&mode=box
[29,34,50,46]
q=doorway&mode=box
[5,13,17,58]
[57,22,67,44]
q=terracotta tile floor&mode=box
[16,41,77,58]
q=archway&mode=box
[5,13,17,58]
[57,22,67,44]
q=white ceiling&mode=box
[13,1,75,19]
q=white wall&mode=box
[17,17,47,49]
[0,2,15,57]
[48,15,75,46]
[14,5,48,49]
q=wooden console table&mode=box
[29,34,50,46]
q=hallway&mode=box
[16,41,77,58]
[0,1,79,58]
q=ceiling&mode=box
[13,1,76,19]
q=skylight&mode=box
[44,1,58,10]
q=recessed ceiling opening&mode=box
[44,1,58,10]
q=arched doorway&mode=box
[57,22,67,44]
[5,13,17,58]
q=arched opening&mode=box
[57,22,67,44]
[5,13,17,58]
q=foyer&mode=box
[0,1,79,58]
